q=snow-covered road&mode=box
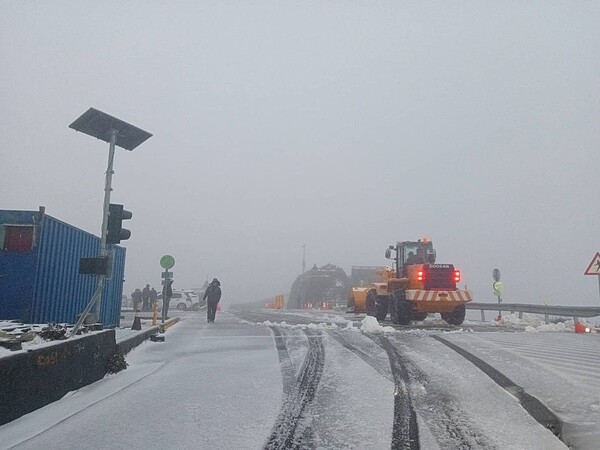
[2,309,594,449]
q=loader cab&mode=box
[385,239,436,277]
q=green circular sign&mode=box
[160,255,175,269]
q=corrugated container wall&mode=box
[0,209,125,327]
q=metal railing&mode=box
[466,302,600,323]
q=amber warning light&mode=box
[454,270,461,283]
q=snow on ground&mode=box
[2,308,597,449]
[272,327,395,449]
[8,308,572,360]
[443,331,600,449]
[1,312,283,450]
[250,311,571,447]
[0,311,397,450]
[391,333,568,450]
[310,332,394,449]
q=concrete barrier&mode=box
[0,317,182,426]
[0,330,115,426]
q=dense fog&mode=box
[1,2,599,305]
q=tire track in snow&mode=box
[265,328,325,450]
[329,331,419,448]
[432,335,564,442]
[333,330,487,449]
[374,335,420,450]
[329,330,393,382]
[270,326,296,396]
[385,335,496,450]
[332,331,422,449]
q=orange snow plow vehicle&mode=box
[347,239,472,325]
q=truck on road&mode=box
[348,238,472,325]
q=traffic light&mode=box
[107,204,132,244]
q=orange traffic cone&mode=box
[574,322,591,334]
[131,308,142,331]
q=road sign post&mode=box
[492,268,503,320]
[160,256,175,323]
[493,268,501,282]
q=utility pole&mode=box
[302,244,306,274]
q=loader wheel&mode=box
[390,298,397,323]
[443,304,466,325]
[366,290,388,321]
[376,299,389,322]
[390,290,411,325]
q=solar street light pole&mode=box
[93,129,118,317]
[69,108,152,335]
[71,130,118,333]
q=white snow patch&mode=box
[360,316,396,334]
[257,320,344,331]
[496,313,574,332]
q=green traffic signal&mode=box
[107,203,132,244]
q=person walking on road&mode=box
[162,279,174,323]
[150,287,158,312]
[142,284,151,311]
[203,278,222,323]
[131,288,143,311]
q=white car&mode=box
[158,290,202,311]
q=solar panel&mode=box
[69,107,152,150]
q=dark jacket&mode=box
[163,280,173,299]
[203,284,222,304]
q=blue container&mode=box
[0,208,125,327]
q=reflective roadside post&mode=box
[493,268,504,321]
[69,108,152,335]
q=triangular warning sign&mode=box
[584,252,600,275]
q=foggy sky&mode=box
[1,2,599,306]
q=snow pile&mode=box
[525,321,571,333]
[321,314,352,324]
[258,320,344,331]
[495,313,576,332]
[359,316,396,334]
[0,321,114,358]
[306,322,339,331]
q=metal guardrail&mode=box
[466,302,600,323]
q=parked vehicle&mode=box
[157,290,202,311]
